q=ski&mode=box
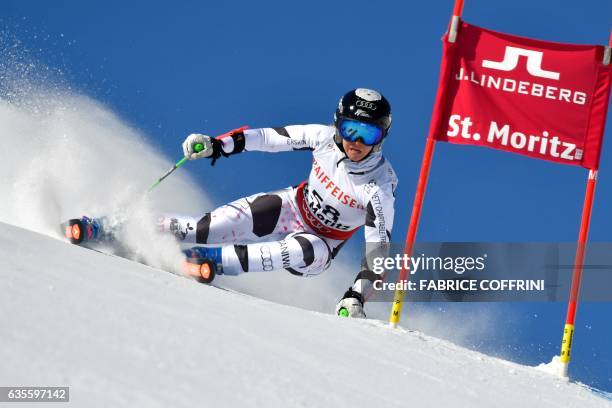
[60,217,217,284]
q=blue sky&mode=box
[3,0,611,392]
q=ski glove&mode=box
[335,287,366,318]
[182,134,227,165]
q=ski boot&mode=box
[182,246,223,284]
[62,216,112,245]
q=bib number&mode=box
[307,189,350,230]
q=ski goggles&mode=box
[337,118,384,146]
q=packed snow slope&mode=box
[0,222,609,408]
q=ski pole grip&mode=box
[338,308,349,317]
[194,143,205,153]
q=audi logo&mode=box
[356,100,377,110]
[260,246,274,271]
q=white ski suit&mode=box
[162,125,397,298]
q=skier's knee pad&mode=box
[284,232,331,277]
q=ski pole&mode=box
[148,126,248,192]
[148,151,201,192]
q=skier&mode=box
[65,88,397,318]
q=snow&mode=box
[1,222,610,408]
[536,355,569,377]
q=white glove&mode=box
[182,133,214,160]
[335,288,366,318]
